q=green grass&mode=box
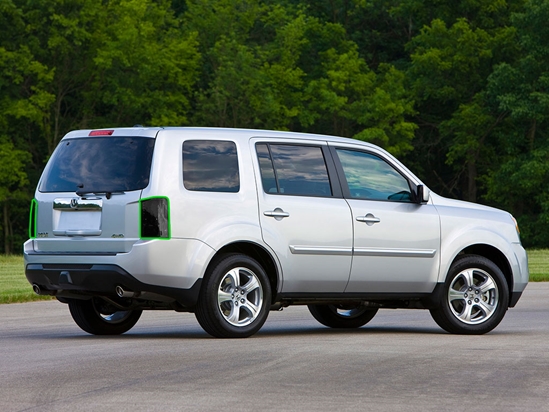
[1,250,549,304]
[526,249,549,282]
[0,255,53,304]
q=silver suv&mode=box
[24,127,528,337]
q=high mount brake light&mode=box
[89,130,114,136]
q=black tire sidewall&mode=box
[68,298,142,335]
[433,255,509,334]
[308,304,378,328]
[196,254,272,338]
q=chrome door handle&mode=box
[356,213,380,225]
[264,208,290,220]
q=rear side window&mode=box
[183,140,240,192]
[256,143,332,197]
[39,136,155,193]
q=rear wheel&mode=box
[195,254,271,338]
[308,304,378,328]
[68,298,142,335]
[430,255,509,335]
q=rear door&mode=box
[32,130,157,254]
[252,139,353,293]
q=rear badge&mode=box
[111,234,124,238]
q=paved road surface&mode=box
[1,283,548,412]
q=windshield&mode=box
[39,136,155,193]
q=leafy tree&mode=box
[20,0,200,146]
[92,0,200,126]
[0,138,30,254]
[485,0,549,245]
[3,0,549,248]
[406,17,517,201]
[303,47,416,155]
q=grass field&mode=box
[525,249,549,282]
[0,255,53,304]
[1,251,548,304]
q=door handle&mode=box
[356,213,380,226]
[264,208,290,220]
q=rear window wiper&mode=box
[76,189,126,199]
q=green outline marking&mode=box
[28,199,38,239]
[139,196,171,240]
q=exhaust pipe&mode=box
[32,284,56,296]
[116,285,138,298]
[115,286,174,302]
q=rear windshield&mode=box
[39,136,155,193]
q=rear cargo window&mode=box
[39,136,155,193]
[183,140,240,192]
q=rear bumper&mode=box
[25,262,201,308]
[24,237,215,291]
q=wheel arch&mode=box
[205,241,280,302]
[453,244,513,302]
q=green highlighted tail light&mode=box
[29,199,38,239]
[139,197,170,239]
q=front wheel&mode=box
[308,304,378,328]
[68,298,142,335]
[430,255,509,335]
[195,254,272,338]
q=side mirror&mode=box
[416,185,430,204]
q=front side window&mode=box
[39,136,155,193]
[336,149,412,202]
[256,143,332,197]
[183,140,239,192]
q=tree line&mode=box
[1,0,549,253]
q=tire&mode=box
[195,254,272,338]
[68,298,142,335]
[430,255,509,335]
[308,304,378,328]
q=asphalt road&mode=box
[1,283,548,412]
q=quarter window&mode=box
[256,144,332,197]
[336,149,412,202]
[183,140,240,192]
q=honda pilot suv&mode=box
[24,127,529,338]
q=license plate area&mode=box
[53,198,103,236]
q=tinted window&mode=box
[336,149,412,202]
[183,140,239,192]
[39,137,155,193]
[256,144,332,197]
[256,144,278,193]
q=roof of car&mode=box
[62,126,375,148]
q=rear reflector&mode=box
[29,199,38,239]
[89,130,114,136]
[140,197,170,239]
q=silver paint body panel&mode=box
[24,127,529,301]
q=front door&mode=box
[333,147,441,293]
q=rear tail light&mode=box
[139,197,170,239]
[29,199,38,238]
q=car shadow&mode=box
[33,324,447,341]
